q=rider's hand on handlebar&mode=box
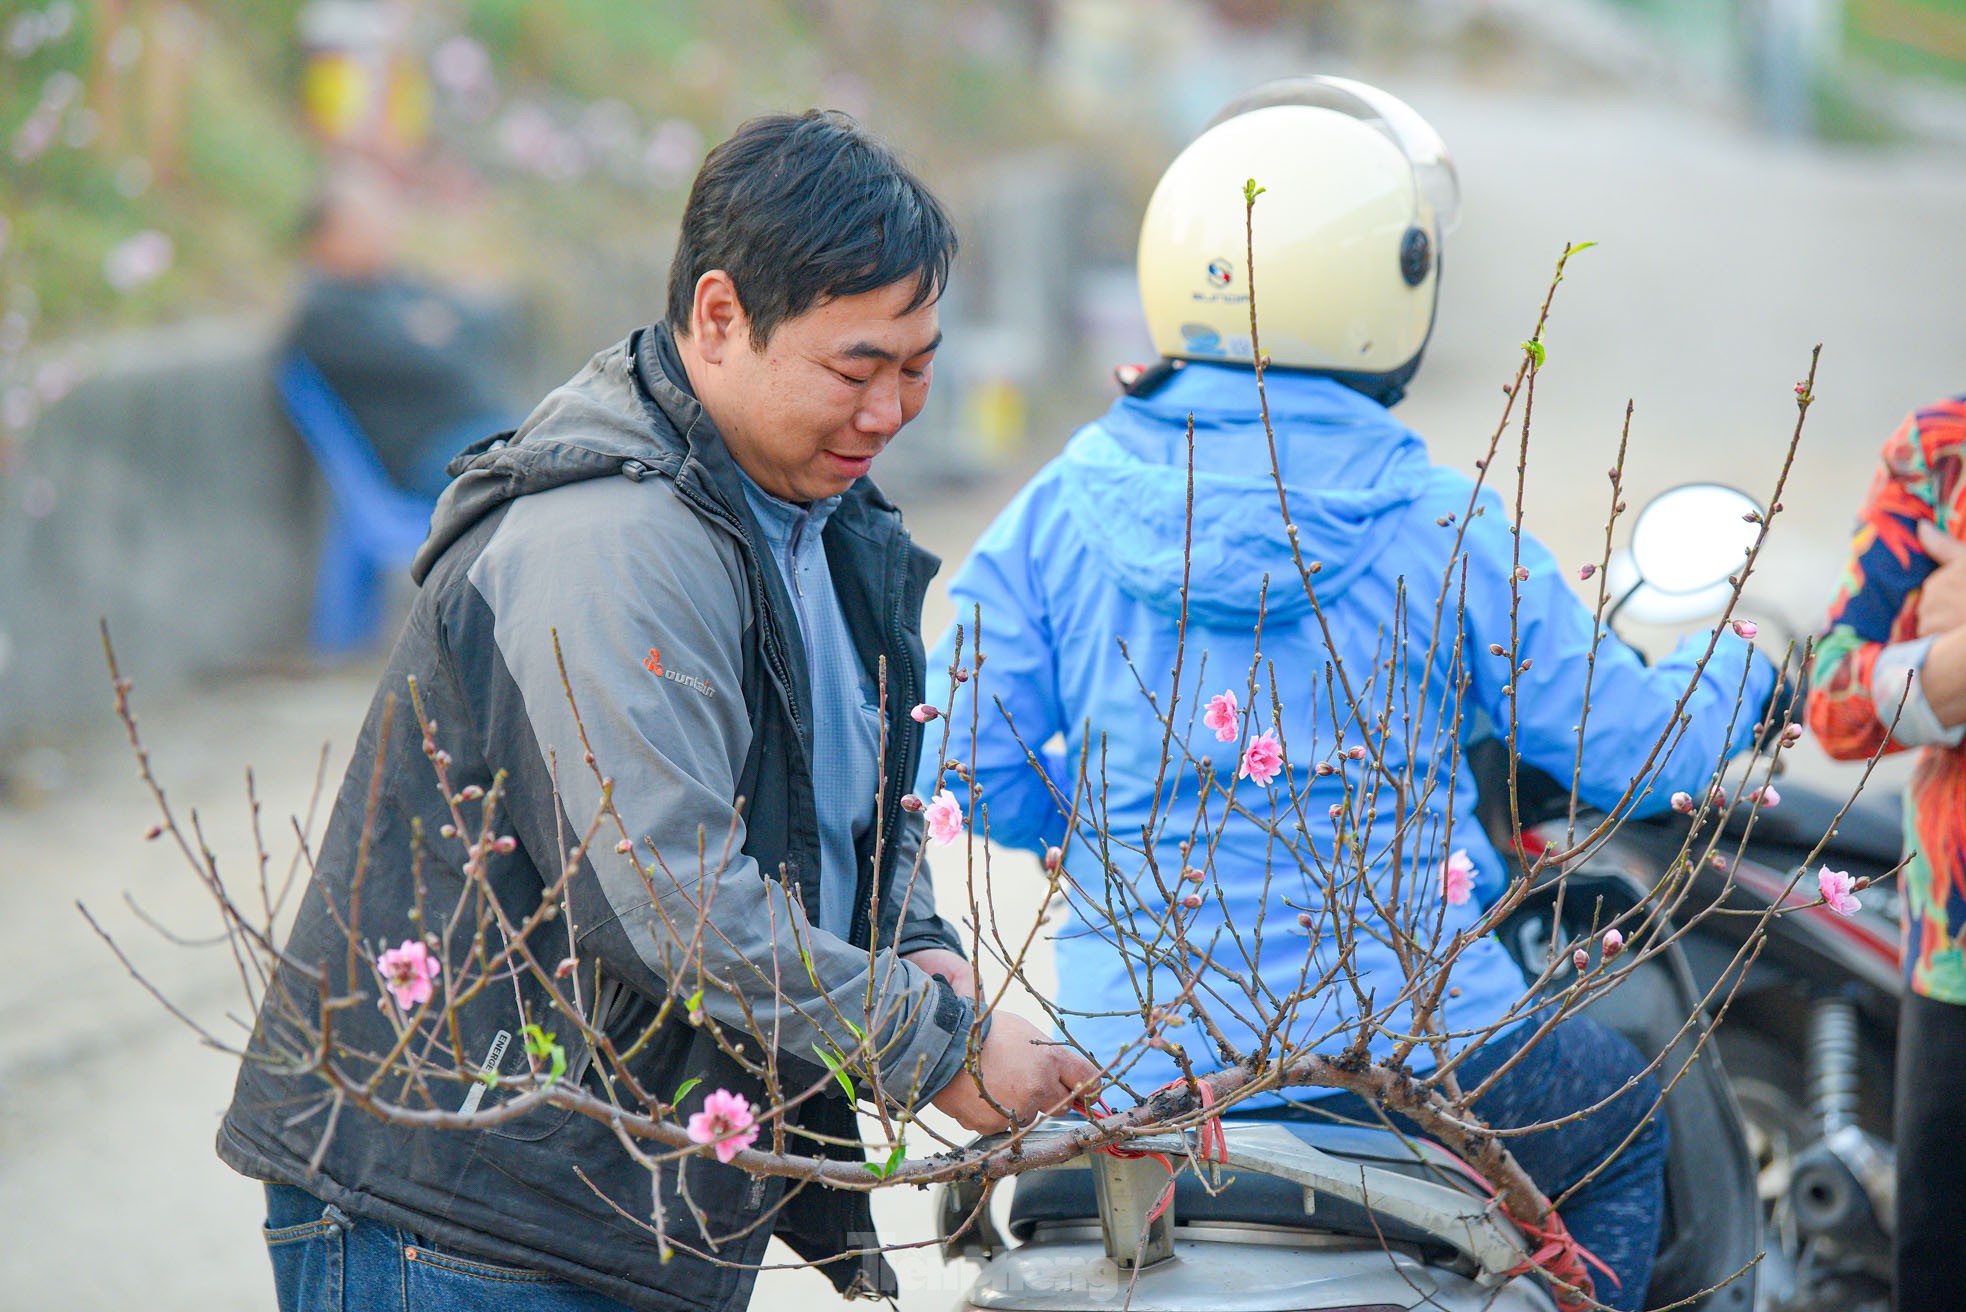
[930,1012,1100,1134]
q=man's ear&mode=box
[690,270,746,364]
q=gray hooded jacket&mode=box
[217,325,972,1311]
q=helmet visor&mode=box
[1207,76,1460,234]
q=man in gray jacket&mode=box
[219,111,1096,1312]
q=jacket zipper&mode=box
[850,518,921,948]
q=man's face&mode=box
[696,278,941,504]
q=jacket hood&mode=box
[411,326,699,583]
[1057,363,1431,624]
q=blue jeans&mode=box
[261,1184,637,1311]
[1254,1017,1667,1312]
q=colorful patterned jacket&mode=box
[1807,394,1966,1003]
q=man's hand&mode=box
[903,947,978,1003]
[930,1012,1100,1134]
[1916,520,1966,637]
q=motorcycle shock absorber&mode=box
[1805,996,1860,1135]
[1789,995,1894,1241]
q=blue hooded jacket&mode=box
[920,363,1774,1108]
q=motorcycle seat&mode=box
[1005,1118,1490,1255]
[1639,779,1902,871]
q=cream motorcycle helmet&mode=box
[1136,76,1460,404]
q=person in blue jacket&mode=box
[918,79,1778,1311]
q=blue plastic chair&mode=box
[274,351,437,654]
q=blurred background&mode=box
[2,0,1964,1306]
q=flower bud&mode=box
[1601,928,1625,960]
[900,793,926,813]
[1297,911,1313,928]
[1345,744,1366,761]
[1315,762,1336,777]
[492,835,517,854]
[1577,563,1597,581]
[1178,893,1203,910]
[555,957,576,978]
[1730,619,1759,641]
[909,703,940,723]
[1781,723,1804,747]
[1670,792,1694,814]
[460,784,485,802]
[143,824,163,841]
[615,838,634,854]
[440,824,457,839]
[1043,846,1063,872]
[1514,565,1531,582]
[1328,803,1344,822]
[1573,947,1590,973]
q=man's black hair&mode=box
[666,110,956,346]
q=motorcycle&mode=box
[934,484,1901,1312]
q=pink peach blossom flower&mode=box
[1818,867,1861,917]
[1203,690,1239,743]
[1442,849,1476,906]
[924,789,964,846]
[376,939,439,1010]
[1239,729,1283,785]
[686,1088,759,1164]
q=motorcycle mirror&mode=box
[1608,484,1763,626]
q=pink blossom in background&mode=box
[1442,849,1476,906]
[376,939,439,1010]
[924,789,964,846]
[102,229,173,293]
[1818,867,1861,917]
[686,1088,759,1164]
[1239,729,1283,785]
[1203,690,1239,742]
